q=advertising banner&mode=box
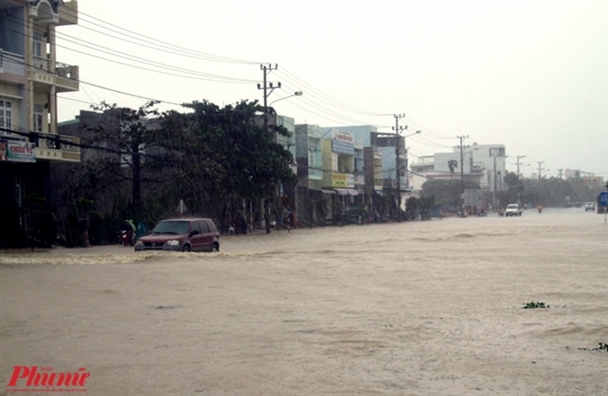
[332,173,355,188]
[331,131,354,155]
[4,140,36,163]
[332,173,348,188]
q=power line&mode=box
[20,3,460,151]
[47,5,264,65]
[4,54,186,106]
[4,18,258,85]
[276,68,391,117]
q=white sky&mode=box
[56,0,607,178]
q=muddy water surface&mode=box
[1,208,606,395]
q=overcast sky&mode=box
[56,0,607,178]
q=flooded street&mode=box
[1,208,606,395]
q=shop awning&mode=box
[334,189,349,196]
[334,189,359,196]
[375,190,385,196]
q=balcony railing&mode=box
[56,62,79,80]
[31,132,80,160]
[30,57,79,81]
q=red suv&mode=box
[134,218,220,252]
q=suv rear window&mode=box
[198,220,210,233]
[206,220,218,233]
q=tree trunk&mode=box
[132,141,141,220]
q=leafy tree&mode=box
[496,171,523,205]
[83,101,162,220]
[519,176,602,207]
[158,100,297,229]
[421,179,480,208]
[448,160,458,179]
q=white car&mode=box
[505,204,523,217]
[584,202,596,212]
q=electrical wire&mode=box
[13,2,462,160]
[41,5,264,65]
[4,19,258,84]
[276,68,391,117]
[3,53,186,106]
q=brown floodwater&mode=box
[1,208,606,395]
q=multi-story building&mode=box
[0,0,80,245]
[319,129,358,222]
[274,114,297,213]
[322,125,411,213]
[295,123,326,225]
[409,143,507,207]
[363,145,383,211]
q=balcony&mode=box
[30,60,79,92]
[0,50,26,82]
[32,132,81,162]
[30,0,78,26]
[471,163,486,173]
[55,62,79,91]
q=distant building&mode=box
[564,169,581,179]
[410,143,507,206]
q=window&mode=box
[0,100,12,130]
[198,221,210,233]
[33,104,43,132]
[33,31,43,60]
[190,221,201,234]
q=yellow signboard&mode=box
[332,173,347,188]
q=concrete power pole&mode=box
[393,114,406,222]
[258,64,281,114]
[457,135,469,203]
[537,161,545,181]
[516,155,526,179]
[490,148,499,208]
[257,64,281,234]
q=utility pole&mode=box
[516,155,526,179]
[393,114,406,222]
[257,64,281,234]
[457,135,469,203]
[537,161,545,181]
[257,64,281,130]
[258,64,281,109]
[490,148,498,208]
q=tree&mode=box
[448,160,458,179]
[421,179,480,209]
[84,101,161,220]
[499,171,523,204]
[158,100,297,229]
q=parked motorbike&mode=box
[118,230,134,246]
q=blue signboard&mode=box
[600,192,608,206]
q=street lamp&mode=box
[270,91,303,106]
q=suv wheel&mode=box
[211,243,219,253]
[183,244,191,252]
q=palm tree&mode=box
[448,160,458,179]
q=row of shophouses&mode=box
[276,116,508,225]
[0,0,511,235]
